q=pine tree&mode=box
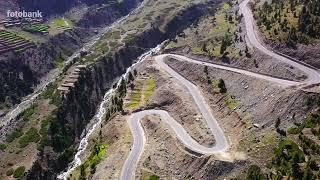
[218,79,227,93]
[128,72,134,82]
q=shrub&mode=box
[6,168,14,176]
[21,104,37,121]
[287,127,301,134]
[149,175,160,180]
[13,166,25,178]
[6,128,23,142]
[0,143,7,151]
[218,79,227,93]
[246,165,265,180]
[19,128,41,148]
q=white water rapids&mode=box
[57,41,166,180]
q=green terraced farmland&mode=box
[22,23,50,34]
[0,30,36,54]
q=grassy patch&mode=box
[41,82,62,106]
[252,0,317,44]
[38,114,56,149]
[41,82,57,99]
[123,34,137,45]
[190,2,237,58]
[6,128,23,143]
[22,23,50,34]
[75,144,108,178]
[19,127,41,148]
[13,166,25,178]
[261,132,278,145]
[51,17,73,28]
[21,104,38,121]
[149,175,160,180]
[142,170,160,180]
[127,78,156,109]
[110,30,121,39]
[287,127,301,134]
[53,56,65,70]
[144,78,155,102]
[126,80,143,109]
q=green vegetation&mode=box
[0,143,7,151]
[126,77,156,109]
[22,23,50,34]
[287,113,320,135]
[246,165,265,180]
[38,114,57,150]
[123,34,137,44]
[0,30,23,42]
[244,110,320,179]
[49,17,73,35]
[51,18,72,28]
[190,2,238,58]
[141,170,160,180]
[78,144,108,179]
[41,82,62,106]
[287,127,301,134]
[6,128,23,143]
[254,0,320,45]
[126,80,143,109]
[224,94,240,110]
[270,138,306,178]
[6,168,14,176]
[53,56,65,70]
[144,78,156,102]
[149,175,160,180]
[0,30,33,53]
[21,104,38,121]
[13,166,25,178]
[19,127,41,148]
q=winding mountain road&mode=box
[162,54,300,87]
[239,0,320,84]
[120,0,320,179]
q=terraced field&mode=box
[22,23,50,34]
[0,30,36,54]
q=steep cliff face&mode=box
[17,0,78,16]
[27,2,214,179]
[0,0,143,110]
[16,0,143,18]
[76,0,143,28]
[0,28,94,109]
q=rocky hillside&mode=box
[0,0,219,179]
[17,0,120,16]
[0,0,142,112]
[28,2,214,179]
[252,0,320,68]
